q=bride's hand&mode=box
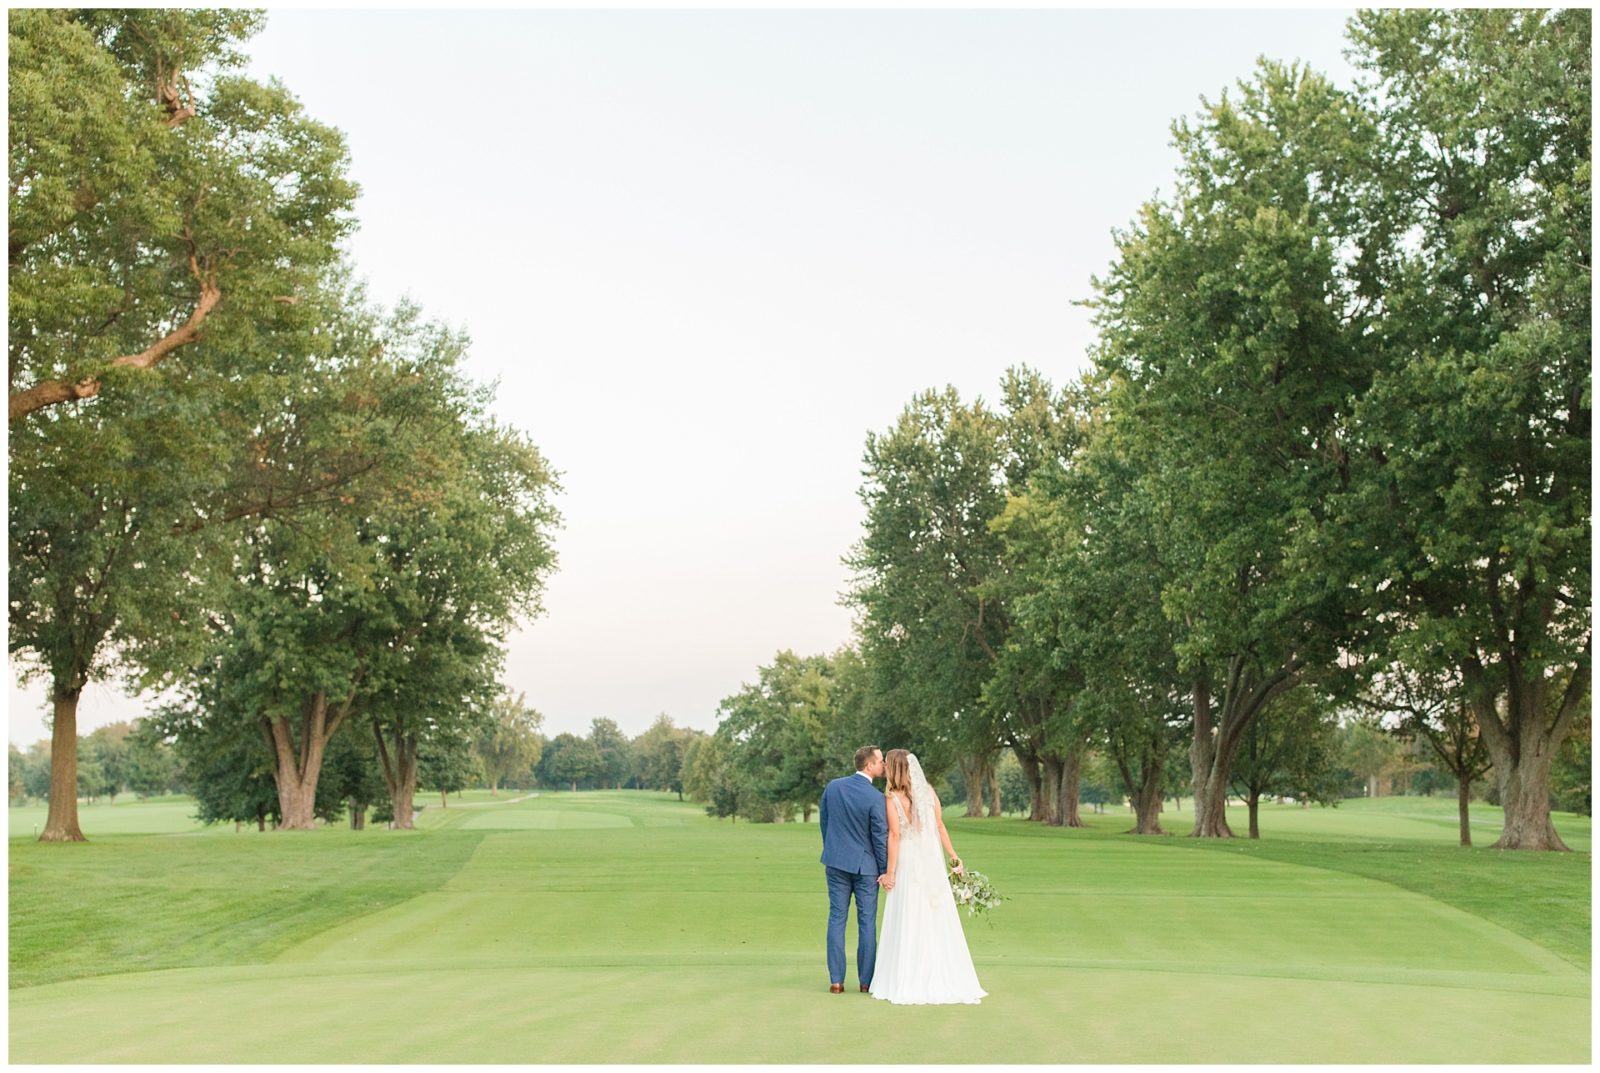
[950,857,964,875]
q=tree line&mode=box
[8,707,713,829]
[9,10,561,839]
[681,643,1590,838]
[696,9,1590,851]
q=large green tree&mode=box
[1334,9,1591,850]
[1338,715,1405,799]
[846,387,1008,809]
[191,374,428,828]
[1228,687,1343,839]
[1006,401,1194,837]
[630,714,693,798]
[8,9,355,419]
[79,722,133,803]
[148,696,296,831]
[715,648,858,822]
[362,412,559,828]
[9,10,359,843]
[10,368,241,839]
[1089,58,1385,837]
[321,725,386,830]
[418,731,483,810]
[476,692,544,795]
[156,303,556,831]
[1364,667,1492,846]
[588,718,631,791]
[979,369,1091,826]
[540,732,600,793]
[126,719,183,797]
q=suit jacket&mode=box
[818,773,888,875]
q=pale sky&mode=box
[9,7,1360,746]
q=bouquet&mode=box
[948,866,1004,918]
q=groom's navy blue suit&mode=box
[818,771,889,988]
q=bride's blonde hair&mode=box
[884,748,912,797]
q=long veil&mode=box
[903,752,946,907]
[905,753,939,835]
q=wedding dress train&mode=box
[868,755,986,1005]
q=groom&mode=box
[818,745,891,994]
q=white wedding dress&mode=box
[869,754,987,1005]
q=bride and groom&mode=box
[818,745,986,1005]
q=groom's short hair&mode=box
[854,745,881,771]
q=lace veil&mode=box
[905,752,939,838]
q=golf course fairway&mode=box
[9,791,1590,1063]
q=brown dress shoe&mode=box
[829,983,844,993]
[860,984,871,993]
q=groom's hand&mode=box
[877,874,893,890]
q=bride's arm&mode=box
[932,797,963,874]
[884,794,902,884]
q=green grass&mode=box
[8,795,216,839]
[1161,800,1591,971]
[9,790,1590,1063]
[9,827,486,989]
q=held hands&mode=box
[877,873,894,890]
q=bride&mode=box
[869,749,987,1005]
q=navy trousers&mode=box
[825,865,879,986]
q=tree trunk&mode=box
[1192,706,1250,837]
[986,757,1001,818]
[266,688,358,831]
[1469,665,1582,851]
[1016,750,1044,821]
[1188,675,1227,836]
[1057,748,1085,828]
[351,803,366,831]
[1190,659,1302,838]
[441,789,448,809]
[1191,763,1236,838]
[373,720,419,830]
[1483,723,1567,850]
[959,756,983,817]
[256,803,267,832]
[1128,761,1166,836]
[274,767,319,829]
[490,780,498,797]
[270,711,328,830]
[391,778,415,829]
[1040,756,1062,826]
[39,686,86,842]
[392,736,418,829]
[1456,777,1472,848]
[1247,790,1260,840]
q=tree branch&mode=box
[1550,636,1592,738]
[9,273,222,421]
[325,670,365,742]
[372,717,398,797]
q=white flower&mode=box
[948,868,1003,917]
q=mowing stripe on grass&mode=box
[9,791,1589,1063]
